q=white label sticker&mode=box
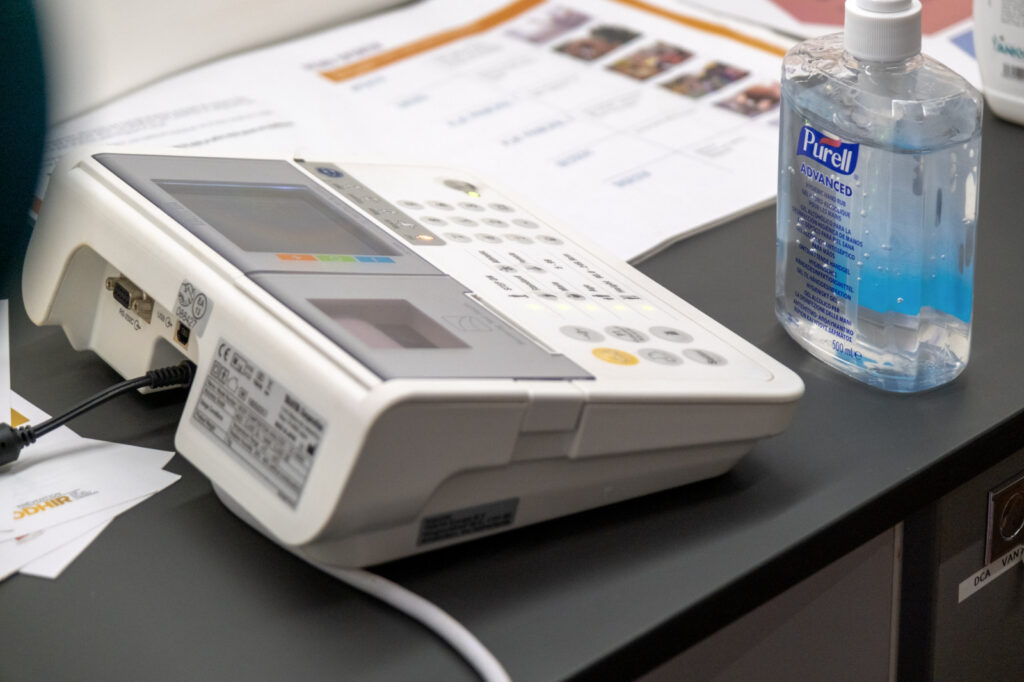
[191,340,324,506]
[175,280,212,335]
[958,544,1024,603]
[418,498,518,545]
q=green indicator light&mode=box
[315,254,357,262]
[467,191,481,198]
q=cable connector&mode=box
[0,360,196,469]
[0,423,36,467]
[146,361,196,389]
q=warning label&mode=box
[418,499,519,546]
[192,340,324,506]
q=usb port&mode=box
[175,321,191,348]
[105,275,153,323]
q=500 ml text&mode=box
[832,339,862,360]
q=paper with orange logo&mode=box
[0,498,140,581]
[18,515,117,579]
[3,432,176,538]
[0,394,178,579]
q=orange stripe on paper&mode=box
[320,0,786,84]
[321,0,547,82]
[610,0,788,56]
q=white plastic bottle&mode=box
[775,0,983,392]
[975,0,1024,124]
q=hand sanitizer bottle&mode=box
[775,0,983,392]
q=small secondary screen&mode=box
[310,298,468,349]
[156,180,398,256]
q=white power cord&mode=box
[315,563,512,682]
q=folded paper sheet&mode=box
[1,302,180,580]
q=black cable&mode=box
[0,361,196,467]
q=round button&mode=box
[458,202,484,211]
[683,348,728,366]
[476,234,501,243]
[444,232,471,243]
[592,348,639,366]
[650,326,694,343]
[428,201,455,210]
[604,326,648,343]
[398,200,423,210]
[537,235,563,245]
[513,218,539,229]
[560,325,604,342]
[443,179,478,193]
[506,234,533,244]
[639,348,683,366]
[489,202,514,212]
[452,217,478,227]
[421,216,447,226]
[482,218,508,228]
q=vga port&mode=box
[105,275,153,323]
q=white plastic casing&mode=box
[974,0,1024,126]
[23,147,804,566]
[844,0,922,62]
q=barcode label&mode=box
[1003,63,1024,81]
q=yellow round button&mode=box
[592,347,639,366]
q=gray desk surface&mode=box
[2,109,1023,681]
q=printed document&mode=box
[43,0,792,261]
[671,0,980,87]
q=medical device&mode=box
[22,148,803,566]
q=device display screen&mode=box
[156,180,398,256]
[310,298,468,349]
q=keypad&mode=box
[383,188,739,376]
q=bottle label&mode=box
[795,126,859,175]
[783,125,860,346]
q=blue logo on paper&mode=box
[796,126,859,175]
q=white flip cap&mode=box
[844,0,922,62]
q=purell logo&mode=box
[796,126,859,175]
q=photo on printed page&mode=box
[716,82,782,116]
[662,61,750,97]
[554,25,640,61]
[506,6,590,44]
[608,42,693,80]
